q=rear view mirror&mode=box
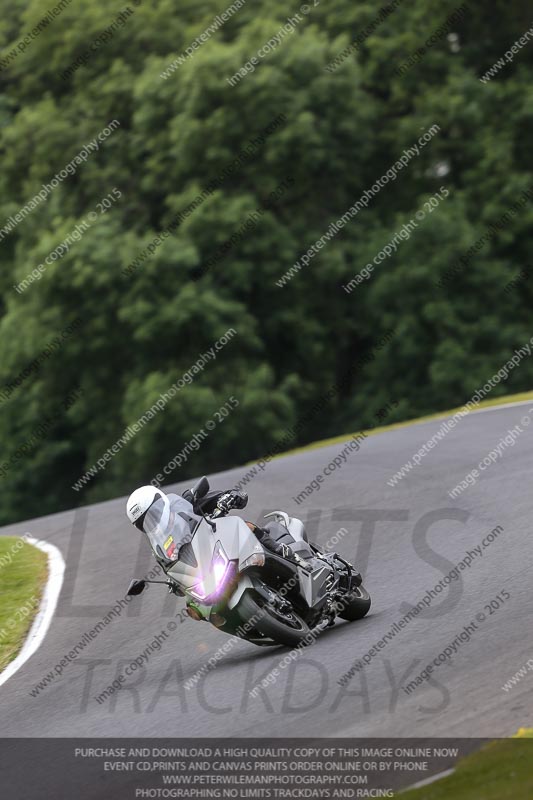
[126,578,146,596]
[192,476,209,500]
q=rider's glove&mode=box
[232,490,248,509]
[217,491,248,513]
[217,492,236,513]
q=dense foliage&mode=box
[0,0,532,523]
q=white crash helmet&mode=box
[126,485,171,536]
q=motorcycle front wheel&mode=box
[337,585,371,621]
[236,590,311,647]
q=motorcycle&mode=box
[126,476,371,647]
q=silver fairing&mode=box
[166,516,263,600]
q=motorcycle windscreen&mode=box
[143,494,200,563]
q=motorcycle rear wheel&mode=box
[338,585,371,621]
[236,590,311,647]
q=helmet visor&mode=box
[138,496,169,539]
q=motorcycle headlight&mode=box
[189,581,207,601]
[212,541,229,585]
[189,542,231,602]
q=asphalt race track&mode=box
[1,401,532,738]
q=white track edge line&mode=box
[402,767,456,792]
[0,535,65,688]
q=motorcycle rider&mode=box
[126,484,300,571]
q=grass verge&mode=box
[401,731,533,798]
[0,537,48,671]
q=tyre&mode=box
[337,585,371,621]
[235,590,311,647]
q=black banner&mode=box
[0,738,499,799]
